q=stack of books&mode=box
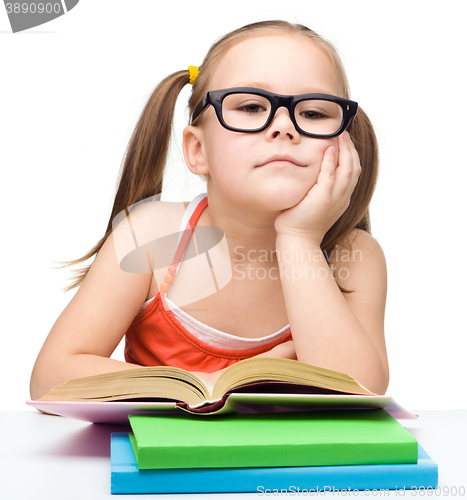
[110,409,438,495]
[24,356,439,493]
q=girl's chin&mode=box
[258,184,314,208]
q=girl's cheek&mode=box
[316,138,337,155]
[312,138,338,167]
[302,139,332,167]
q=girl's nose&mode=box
[265,107,299,142]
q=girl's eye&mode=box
[237,102,267,114]
[300,109,327,120]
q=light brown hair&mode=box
[54,20,379,294]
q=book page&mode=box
[38,366,213,405]
[212,357,374,400]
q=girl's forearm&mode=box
[276,234,387,394]
[30,354,142,401]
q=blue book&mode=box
[110,432,438,494]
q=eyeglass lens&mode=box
[221,93,344,135]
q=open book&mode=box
[29,358,417,422]
[38,357,375,408]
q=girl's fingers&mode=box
[333,132,358,199]
[316,146,337,198]
[342,135,362,198]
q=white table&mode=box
[1,410,466,498]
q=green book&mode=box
[128,409,418,470]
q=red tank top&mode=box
[124,196,292,373]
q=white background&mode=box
[1,1,466,411]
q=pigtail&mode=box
[53,70,191,293]
[321,106,380,293]
[349,107,380,234]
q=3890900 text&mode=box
[410,486,465,496]
[5,3,62,14]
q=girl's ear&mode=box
[183,125,209,175]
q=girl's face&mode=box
[187,34,343,212]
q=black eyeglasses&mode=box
[190,87,358,139]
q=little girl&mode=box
[30,20,389,400]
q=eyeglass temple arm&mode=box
[190,95,209,125]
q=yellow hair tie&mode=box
[188,65,199,85]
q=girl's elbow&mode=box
[29,353,64,400]
[364,367,389,396]
[29,361,51,401]
[378,364,390,395]
[29,369,45,401]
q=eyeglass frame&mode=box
[190,87,358,139]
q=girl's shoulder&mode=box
[127,199,192,302]
[123,199,190,239]
[338,228,382,254]
[329,228,387,291]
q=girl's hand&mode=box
[253,340,296,359]
[274,132,361,245]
